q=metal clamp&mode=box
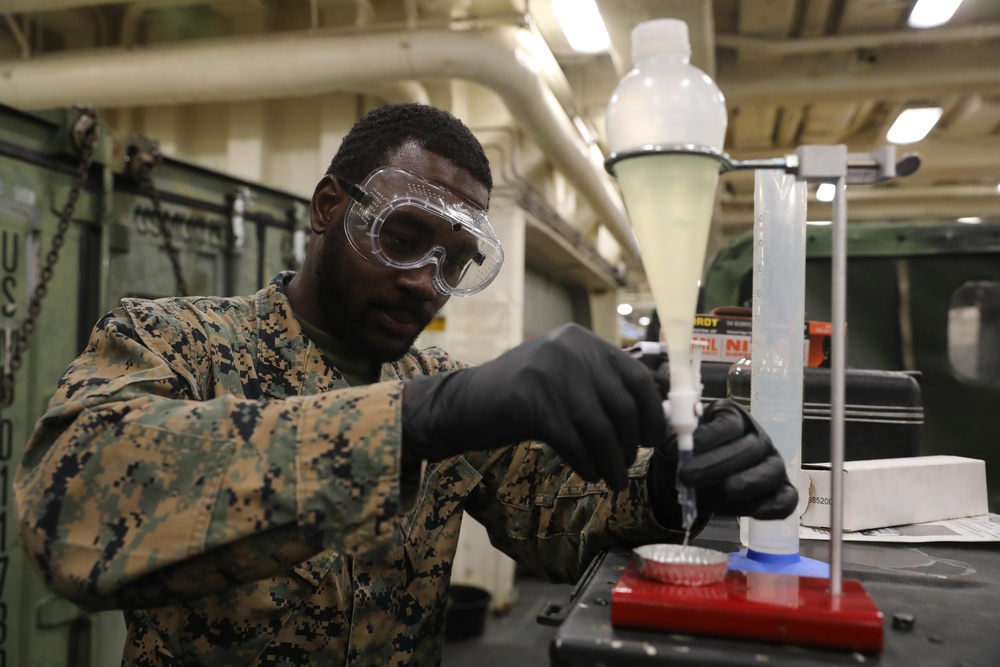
[123,134,164,183]
[605,143,920,184]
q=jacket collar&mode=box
[251,272,309,398]
[252,272,408,397]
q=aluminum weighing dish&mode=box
[632,543,729,586]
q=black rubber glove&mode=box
[402,323,666,491]
[648,399,798,525]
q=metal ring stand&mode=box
[606,143,919,596]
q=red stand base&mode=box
[611,564,884,652]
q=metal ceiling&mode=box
[2,0,999,255]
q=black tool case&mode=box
[629,347,923,463]
[728,366,923,462]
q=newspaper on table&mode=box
[798,513,1000,543]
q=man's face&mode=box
[311,143,490,363]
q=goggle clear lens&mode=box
[339,167,503,296]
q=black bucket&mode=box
[445,584,492,641]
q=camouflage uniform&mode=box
[15,272,686,666]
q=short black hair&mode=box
[327,103,492,195]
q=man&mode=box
[15,103,796,666]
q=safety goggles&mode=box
[336,166,504,296]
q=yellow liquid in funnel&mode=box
[616,156,720,390]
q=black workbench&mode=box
[544,517,1000,666]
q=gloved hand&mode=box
[648,399,798,525]
[402,323,666,491]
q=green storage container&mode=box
[0,103,308,667]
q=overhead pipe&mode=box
[2,0,198,13]
[0,24,638,258]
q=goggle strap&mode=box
[335,175,367,204]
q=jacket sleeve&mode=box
[461,443,697,583]
[14,305,409,610]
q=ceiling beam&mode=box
[716,23,1000,55]
[721,54,1000,104]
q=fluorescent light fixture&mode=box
[808,220,833,226]
[639,316,651,327]
[552,0,610,53]
[816,183,836,202]
[617,303,633,316]
[957,217,982,224]
[908,0,964,29]
[887,107,943,144]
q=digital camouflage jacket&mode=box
[15,272,685,666]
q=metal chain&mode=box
[145,180,190,297]
[124,134,189,297]
[0,106,99,410]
